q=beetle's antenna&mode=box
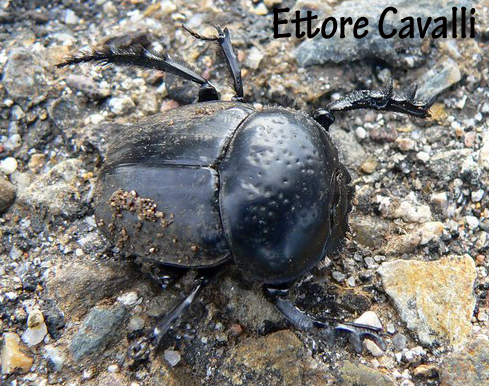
[183,24,244,101]
[57,44,219,102]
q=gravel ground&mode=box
[1,0,488,385]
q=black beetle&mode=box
[58,25,434,354]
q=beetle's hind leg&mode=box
[264,285,386,353]
[183,24,244,101]
[128,266,220,362]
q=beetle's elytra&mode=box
[58,25,434,355]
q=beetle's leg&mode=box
[151,266,220,349]
[128,267,219,362]
[183,24,244,101]
[312,80,436,127]
[263,285,386,353]
[57,44,219,102]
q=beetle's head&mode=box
[326,165,353,255]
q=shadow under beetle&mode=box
[58,25,434,355]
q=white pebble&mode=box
[164,350,181,367]
[44,345,66,371]
[160,0,177,16]
[0,157,18,175]
[6,291,18,301]
[102,1,117,16]
[245,47,264,70]
[109,96,135,115]
[89,114,105,125]
[419,222,444,245]
[386,322,396,334]
[3,134,21,151]
[22,310,48,347]
[465,215,479,229]
[252,2,268,15]
[107,364,119,373]
[11,105,25,120]
[416,151,430,163]
[364,339,385,357]
[354,311,383,329]
[355,127,367,139]
[471,189,484,202]
[64,9,79,25]
[127,315,145,331]
[117,291,140,306]
[477,310,488,321]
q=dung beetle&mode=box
[58,25,434,354]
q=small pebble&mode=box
[471,189,484,202]
[419,222,444,245]
[431,192,448,207]
[0,157,18,175]
[396,137,415,151]
[355,126,367,139]
[102,1,117,16]
[107,364,119,373]
[3,134,21,151]
[11,105,25,120]
[364,339,384,357]
[22,309,48,347]
[477,310,488,322]
[1,332,33,374]
[465,215,479,229]
[360,158,377,174]
[413,364,438,379]
[44,345,65,371]
[28,154,46,172]
[117,291,139,306]
[416,151,430,163]
[252,2,268,15]
[127,315,145,331]
[164,349,181,367]
[476,255,486,265]
[108,96,135,115]
[386,322,396,334]
[160,0,177,16]
[332,271,346,283]
[245,47,264,70]
[392,333,407,351]
[0,176,16,212]
[64,9,79,25]
[355,311,383,329]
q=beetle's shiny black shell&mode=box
[95,101,348,284]
[95,102,254,267]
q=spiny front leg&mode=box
[313,80,435,130]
